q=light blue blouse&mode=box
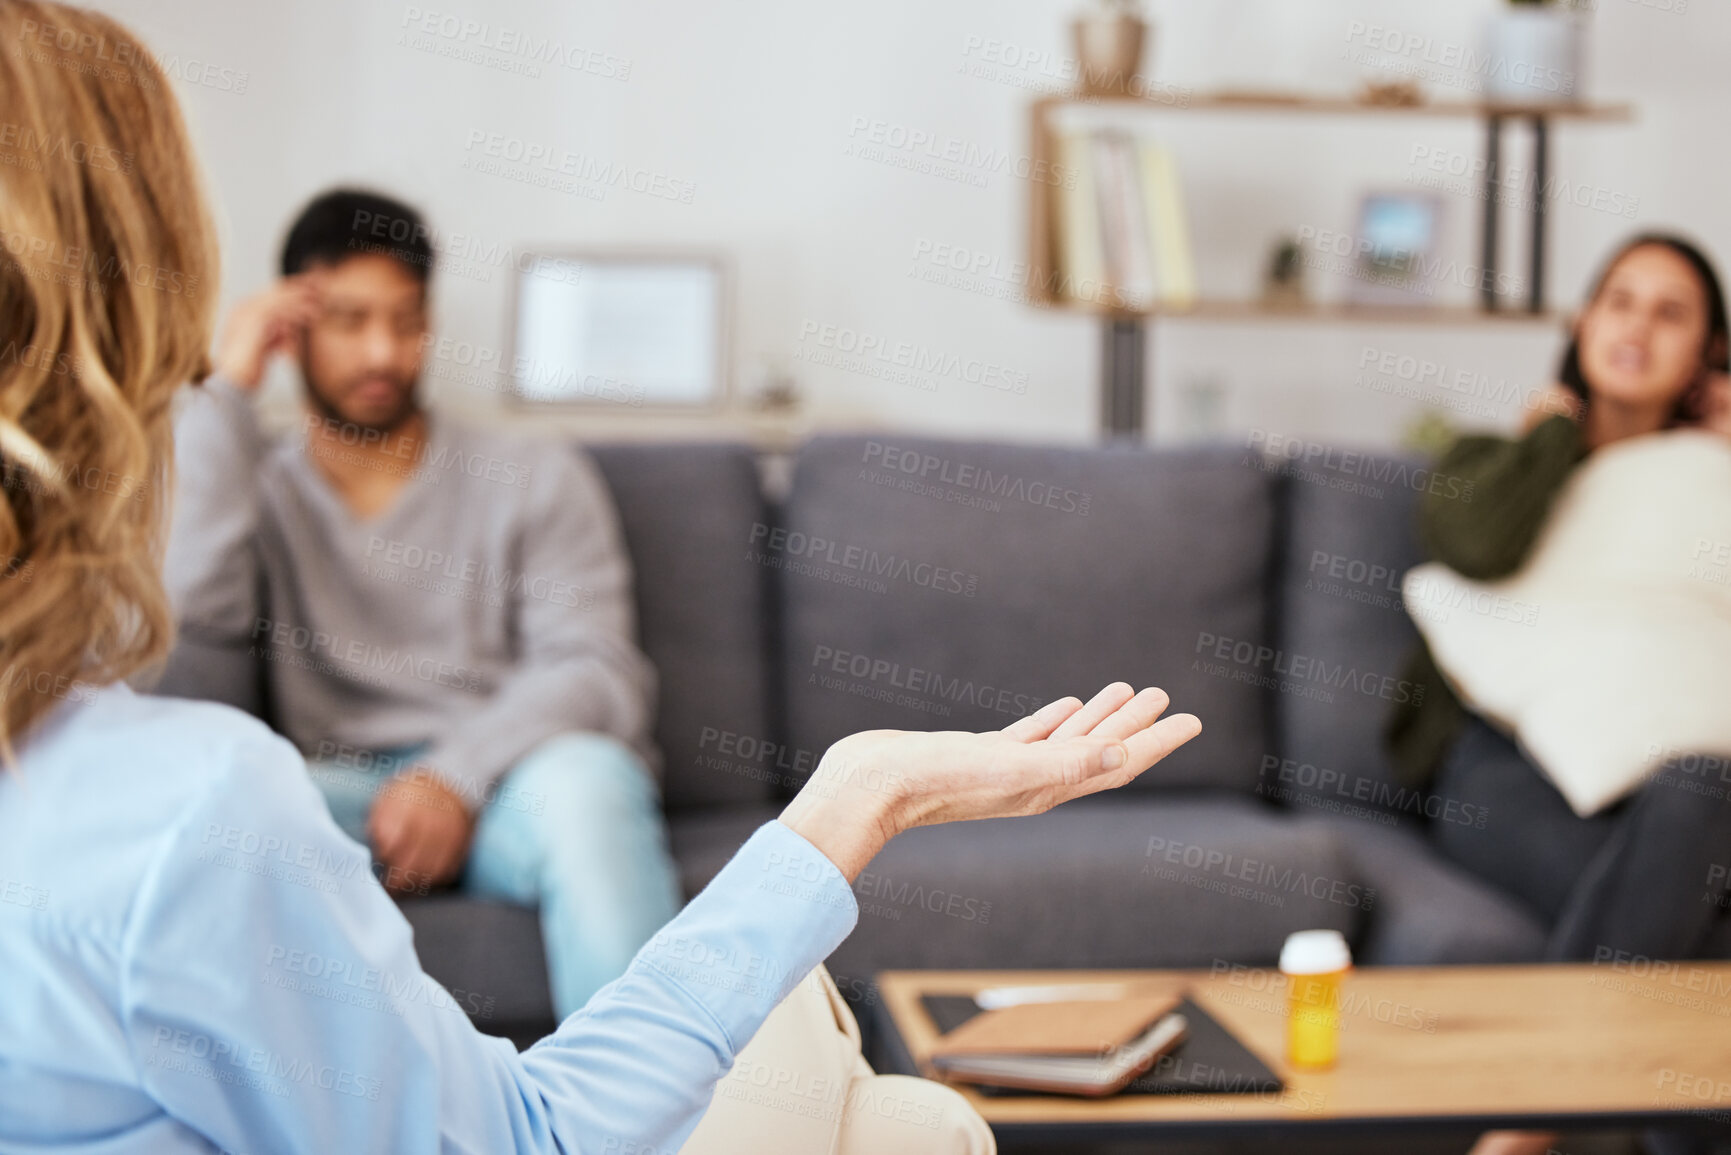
[0,685,859,1152]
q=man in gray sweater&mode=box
[165,188,680,1017]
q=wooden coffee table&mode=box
[870,964,1731,1145]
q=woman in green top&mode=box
[1401,236,1730,1155]
[1389,235,1730,797]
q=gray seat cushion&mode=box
[667,803,787,898]
[780,437,1277,794]
[825,795,1365,980]
[400,896,551,1031]
[586,443,779,811]
[1294,812,1547,965]
[1269,451,1431,819]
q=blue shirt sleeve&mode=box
[118,731,859,1153]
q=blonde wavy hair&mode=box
[0,0,216,758]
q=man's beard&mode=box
[304,372,421,434]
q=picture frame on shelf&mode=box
[1343,191,1444,308]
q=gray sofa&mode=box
[156,434,1731,1044]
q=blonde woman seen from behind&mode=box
[0,4,1201,1151]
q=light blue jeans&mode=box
[309,732,682,1019]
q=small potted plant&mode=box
[1483,0,1589,105]
[1073,0,1148,97]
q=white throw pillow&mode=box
[1403,429,1731,817]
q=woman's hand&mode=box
[778,683,1200,880]
[1695,371,1731,438]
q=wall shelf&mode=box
[1024,89,1635,437]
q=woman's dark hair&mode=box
[280,187,434,284]
[1557,232,1729,422]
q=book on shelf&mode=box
[1052,128,1196,311]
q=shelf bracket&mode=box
[1101,317,1146,439]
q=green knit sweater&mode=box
[1384,415,1589,787]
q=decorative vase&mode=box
[1072,8,1148,97]
[1482,5,1585,104]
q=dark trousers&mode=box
[1431,716,1731,962]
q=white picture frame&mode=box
[504,250,729,409]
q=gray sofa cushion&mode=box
[586,443,779,811]
[825,795,1365,980]
[1268,450,1432,819]
[666,803,787,898]
[400,896,551,1032]
[1295,812,1547,966]
[780,437,1277,794]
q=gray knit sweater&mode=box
[164,378,657,803]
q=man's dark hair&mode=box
[279,188,434,283]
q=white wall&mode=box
[90,0,1729,449]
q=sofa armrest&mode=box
[1547,758,1731,962]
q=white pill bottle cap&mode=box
[1279,929,1352,975]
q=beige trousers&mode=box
[680,966,995,1155]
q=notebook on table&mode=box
[925,994,1187,1097]
[921,992,1282,1098]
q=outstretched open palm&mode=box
[780,683,1201,879]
